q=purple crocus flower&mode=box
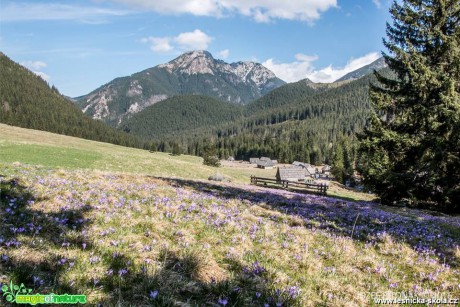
[1,254,9,262]
[118,268,127,276]
[218,298,228,306]
[149,290,158,299]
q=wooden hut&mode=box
[292,161,316,177]
[276,168,306,182]
[257,159,275,169]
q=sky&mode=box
[0,0,392,97]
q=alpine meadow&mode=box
[0,0,459,306]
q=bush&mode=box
[203,155,220,167]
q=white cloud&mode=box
[1,1,337,24]
[34,71,51,82]
[309,52,380,82]
[20,60,47,71]
[0,3,132,22]
[218,49,230,59]
[262,53,318,83]
[372,0,382,9]
[174,29,213,50]
[141,37,173,52]
[141,29,213,53]
[263,52,380,83]
[112,0,221,16]
[20,60,50,81]
[110,0,337,23]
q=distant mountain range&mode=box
[115,55,391,162]
[1,49,389,164]
[75,50,285,126]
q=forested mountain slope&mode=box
[0,53,143,148]
[121,69,391,163]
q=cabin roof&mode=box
[276,168,306,180]
[257,160,275,167]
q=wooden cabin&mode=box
[292,161,316,177]
[257,159,275,169]
[276,167,306,182]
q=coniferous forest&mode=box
[120,70,392,169]
[358,0,460,213]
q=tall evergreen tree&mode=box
[358,0,460,212]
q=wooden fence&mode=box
[250,176,328,195]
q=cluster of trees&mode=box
[358,0,459,213]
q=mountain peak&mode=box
[78,51,285,124]
[158,50,280,87]
[184,50,213,59]
[159,50,216,75]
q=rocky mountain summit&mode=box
[75,50,285,126]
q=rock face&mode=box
[75,50,285,126]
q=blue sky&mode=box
[0,0,392,97]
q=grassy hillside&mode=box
[0,124,273,183]
[1,125,459,306]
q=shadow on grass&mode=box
[156,177,460,269]
[0,177,94,305]
[92,247,299,306]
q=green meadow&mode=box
[0,124,278,183]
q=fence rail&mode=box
[250,176,328,195]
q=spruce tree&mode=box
[202,143,220,167]
[332,143,345,184]
[358,0,460,212]
[171,142,182,156]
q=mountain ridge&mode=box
[336,57,387,82]
[76,50,285,126]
